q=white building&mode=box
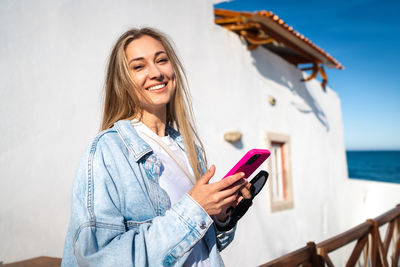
[1,0,399,265]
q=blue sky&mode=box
[215,0,400,150]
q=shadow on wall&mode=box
[230,139,244,149]
[250,48,330,132]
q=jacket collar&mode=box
[114,120,184,162]
[166,125,183,143]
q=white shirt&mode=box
[132,120,210,267]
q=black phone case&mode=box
[216,170,269,231]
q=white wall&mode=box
[201,29,349,266]
[0,0,214,262]
[1,0,399,265]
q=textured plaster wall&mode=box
[202,28,348,266]
[1,0,399,265]
[0,0,214,262]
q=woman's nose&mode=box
[148,63,163,80]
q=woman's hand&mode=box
[188,165,249,221]
[239,182,252,200]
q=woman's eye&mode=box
[133,65,143,70]
[157,58,168,63]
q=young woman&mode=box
[61,28,250,267]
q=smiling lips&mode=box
[147,83,167,91]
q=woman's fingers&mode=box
[189,167,253,216]
[208,172,248,206]
[198,165,216,185]
[217,179,247,199]
[217,194,239,208]
[215,172,245,191]
[240,182,252,199]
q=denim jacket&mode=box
[61,120,236,267]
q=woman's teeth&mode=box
[148,84,166,91]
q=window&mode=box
[265,133,294,212]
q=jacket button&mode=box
[200,221,207,229]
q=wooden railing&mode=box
[2,256,61,267]
[261,204,400,267]
[2,205,399,267]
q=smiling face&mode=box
[125,35,176,116]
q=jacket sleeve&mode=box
[214,224,236,251]
[195,145,237,252]
[68,138,214,267]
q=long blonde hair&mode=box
[101,27,206,180]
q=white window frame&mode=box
[265,132,294,212]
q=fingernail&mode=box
[240,172,245,178]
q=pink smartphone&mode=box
[222,149,270,179]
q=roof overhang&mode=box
[214,9,344,70]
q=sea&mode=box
[346,150,400,184]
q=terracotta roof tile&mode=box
[215,8,344,70]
